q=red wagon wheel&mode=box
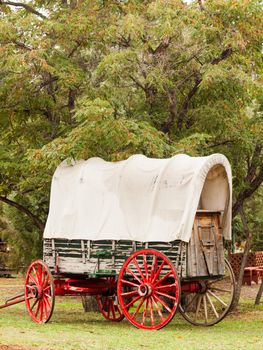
[117,249,181,330]
[25,260,55,324]
[97,277,124,322]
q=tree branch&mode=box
[232,164,263,218]
[209,139,234,148]
[211,47,232,65]
[177,78,202,130]
[0,196,45,231]
[129,75,146,92]
[0,1,47,19]
[161,90,178,133]
[161,47,233,133]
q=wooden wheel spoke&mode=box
[194,295,202,321]
[30,298,38,311]
[37,263,43,284]
[116,304,122,316]
[153,294,172,313]
[203,295,208,323]
[43,298,48,320]
[183,293,198,312]
[124,295,141,309]
[39,300,44,321]
[210,287,232,293]
[35,300,41,318]
[121,290,138,298]
[106,299,111,319]
[29,274,38,286]
[32,266,37,277]
[207,276,226,285]
[154,271,173,287]
[131,297,145,319]
[207,290,227,307]
[121,279,140,288]
[152,296,165,322]
[44,295,51,309]
[132,258,146,283]
[150,256,158,281]
[42,272,49,289]
[143,254,149,280]
[155,290,177,301]
[101,297,107,311]
[111,301,116,319]
[44,285,51,292]
[149,297,155,326]
[141,297,149,325]
[44,292,52,299]
[126,268,143,285]
[155,282,176,290]
[151,261,165,284]
[206,293,219,319]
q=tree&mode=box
[0,0,262,308]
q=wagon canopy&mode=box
[44,154,232,243]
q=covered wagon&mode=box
[1,153,235,330]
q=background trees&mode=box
[0,0,262,304]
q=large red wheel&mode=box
[97,277,124,322]
[25,260,55,324]
[117,249,181,330]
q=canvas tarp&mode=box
[43,153,232,243]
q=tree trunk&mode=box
[231,206,253,310]
[81,295,100,312]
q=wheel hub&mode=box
[29,285,39,298]
[199,281,208,294]
[138,283,152,297]
[37,286,43,298]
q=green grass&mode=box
[0,279,263,350]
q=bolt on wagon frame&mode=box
[0,154,235,330]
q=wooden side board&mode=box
[43,239,187,278]
[43,212,225,279]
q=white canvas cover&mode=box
[44,154,232,243]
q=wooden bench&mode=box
[243,266,263,286]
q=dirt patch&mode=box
[0,346,33,350]
[241,282,262,300]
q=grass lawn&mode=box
[0,277,263,350]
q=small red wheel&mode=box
[97,277,124,322]
[25,260,55,324]
[117,249,181,330]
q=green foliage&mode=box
[0,0,262,264]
